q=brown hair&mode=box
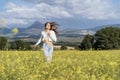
[44,22,58,34]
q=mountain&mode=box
[59,29,95,37]
[0,28,11,35]
[91,24,120,31]
[28,21,43,29]
[0,21,44,38]
[1,22,120,42]
[15,21,44,38]
[16,21,95,38]
[21,21,43,34]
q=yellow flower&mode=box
[108,62,118,66]
[12,27,19,34]
[1,18,6,24]
[0,18,6,28]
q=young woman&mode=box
[34,22,58,63]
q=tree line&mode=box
[79,27,120,50]
[0,27,120,50]
[0,37,32,50]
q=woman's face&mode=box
[45,23,51,30]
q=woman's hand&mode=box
[46,30,50,35]
[32,44,37,48]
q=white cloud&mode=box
[0,18,7,28]
[0,2,72,26]
[64,0,117,20]
[7,18,28,25]
[5,2,16,10]
[23,0,118,20]
[34,3,72,18]
[0,0,119,27]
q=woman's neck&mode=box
[45,29,50,31]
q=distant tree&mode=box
[75,44,82,50]
[60,44,67,50]
[10,40,32,50]
[93,27,120,50]
[81,34,94,50]
[0,36,7,50]
[5,42,11,50]
[10,41,17,50]
[24,42,32,50]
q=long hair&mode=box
[44,22,58,34]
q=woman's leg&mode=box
[43,43,53,63]
[43,43,49,62]
[47,44,53,62]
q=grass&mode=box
[0,50,120,80]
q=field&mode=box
[0,50,120,80]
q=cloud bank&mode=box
[0,0,119,28]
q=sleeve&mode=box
[49,31,57,42]
[35,32,43,46]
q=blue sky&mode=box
[0,0,120,29]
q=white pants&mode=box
[43,43,53,63]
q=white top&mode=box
[35,30,57,46]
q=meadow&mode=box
[0,50,120,80]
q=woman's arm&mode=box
[35,32,43,46]
[49,31,57,42]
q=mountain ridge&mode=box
[1,21,120,39]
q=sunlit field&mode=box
[0,50,120,80]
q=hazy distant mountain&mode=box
[91,24,120,31]
[0,28,11,35]
[53,24,120,36]
[1,22,120,42]
[16,21,95,38]
[28,21,43,29]
[59,29,95,37]
[15,21,44,38]
[21,21,43,34]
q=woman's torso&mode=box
[42,30,53,44]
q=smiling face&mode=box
[45,22,51,30]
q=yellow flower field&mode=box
[0,50,120,80]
